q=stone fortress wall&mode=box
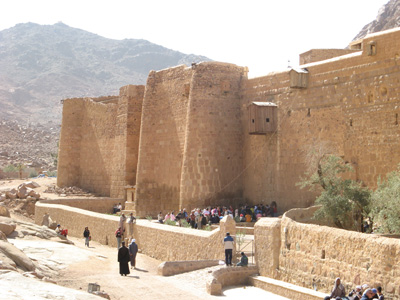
[254,211,400,299]
[241,28,400,211]
[58,85,144,199]
[57,28,400,214]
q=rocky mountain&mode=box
[0,119,59,177]
[353,0,400,40]
[0,22,211,124]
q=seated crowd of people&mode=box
[157,201,278,229]
[325,278,384,300]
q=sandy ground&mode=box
[2,177,290,300]
[54,235,290,300]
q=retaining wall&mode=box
[35,199,236,261]
[255,211,400,298]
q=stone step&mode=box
[249,275,326,300]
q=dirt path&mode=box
[57,236,217,300]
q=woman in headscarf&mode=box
[324,277,346,300]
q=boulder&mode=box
[19,181,40,189]
[0,222,16,236]
[17,185,28,199]
[0,231,7,241]
[0,252,17,271]
[0,240,35,271]
[27,189,40,199]
[0,205,10,217]
[5,190,17,200]
[0,217,16,236]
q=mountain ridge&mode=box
[0,22,211,124]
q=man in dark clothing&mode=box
[128,239,139,269]
[223,232,234,266]
[118,241,130,276]
[377,286,384,300]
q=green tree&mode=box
[3,164,17,173]
[16,163,25,179]
[370,165,400,233]
[298,155,371,231]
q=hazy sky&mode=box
[0,0,389,78]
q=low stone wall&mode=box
[206,265,259,295]
[254,209,400,298]
[38,198,124,214]
[35,201,120,247]
[35,199,236,261]
[250,276,325,300]
[157,260,220,276]
[132,217,235,261]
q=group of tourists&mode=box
[325,278,384,300]
[157,201,279,229]
[115,213,139,276]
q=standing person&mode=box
[127,213,136,239]
[117,241,130,276]
[119,213,126,237]
[83,227,90,247]
[223,232,234,266]
[196,213,202,230]
[190,211,196,228]
[115,227,123,249]
[128,239,139,269]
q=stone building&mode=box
[57,27,400,217]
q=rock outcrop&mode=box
[353,0,400,40]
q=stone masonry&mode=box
[58,27,400,215]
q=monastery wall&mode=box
[134,66,193,217]
[57,98,85,188]
[241,28,400,212]
[58,86,144,198]
[299,49,358,65]
[78,99,118,196]
[179,62,245,210]
[255,212,400,299]
[110,85,144,198]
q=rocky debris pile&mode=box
[0,181,42,218]
[0,120,59,178]
[44,185,93,196]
